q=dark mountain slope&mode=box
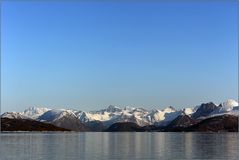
[186,115,238,132]
[106,122,143,132]
[192,102,219,119]
[38,110,90,131]
[51,116,90,131]
[165,115,196,131]
[84,120,105,132]
[1,118,70,131]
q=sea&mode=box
[0,132,238,160]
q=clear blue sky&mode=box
[1,1,238,112]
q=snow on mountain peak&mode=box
[222,99,238,107]
[182,108,194,115]
[147,106,181,126]
[216,99,238,113]
[106,105,122,112]
[162,106,176,113]
[123,106,135,111]
[22,107,50,119]
[1,112,29,119]
[38,109,77,122]
[76,110,112,122]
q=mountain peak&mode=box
[182,108,194,115]
[123,106,134,111]
[222,99,238,107]
[22,107,50,119]
[1,112,29,119]
[106,105,121,112]
[163,106,176,112]
[192,102,219,119]
[218,99,239,112]
[107,105,117,109]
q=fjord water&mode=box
[1,133,239,160]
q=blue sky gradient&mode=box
[1,1,238,112]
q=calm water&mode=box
[0,132,239,160]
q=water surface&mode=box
[0,132,238,160]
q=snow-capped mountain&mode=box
[75,106,150,128]
[38,109,76,122]
[182,107,194,115]
[147,107,183,126]
[1,99,238,131]
[192,99,239,120]
[192,102,219,119]
[102,107,150,127]
[1,112,29,119]
[38,109,89,131]
[21,107,50,119]
[209,99,239,117]
[75,106,187,127]
[219,99,238,112]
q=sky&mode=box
[1,1,238,112]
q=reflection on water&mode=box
[0,132,239,160]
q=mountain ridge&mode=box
[1,99,238,132]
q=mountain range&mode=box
[1,99,238,132]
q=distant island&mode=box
[1,99,238,132]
